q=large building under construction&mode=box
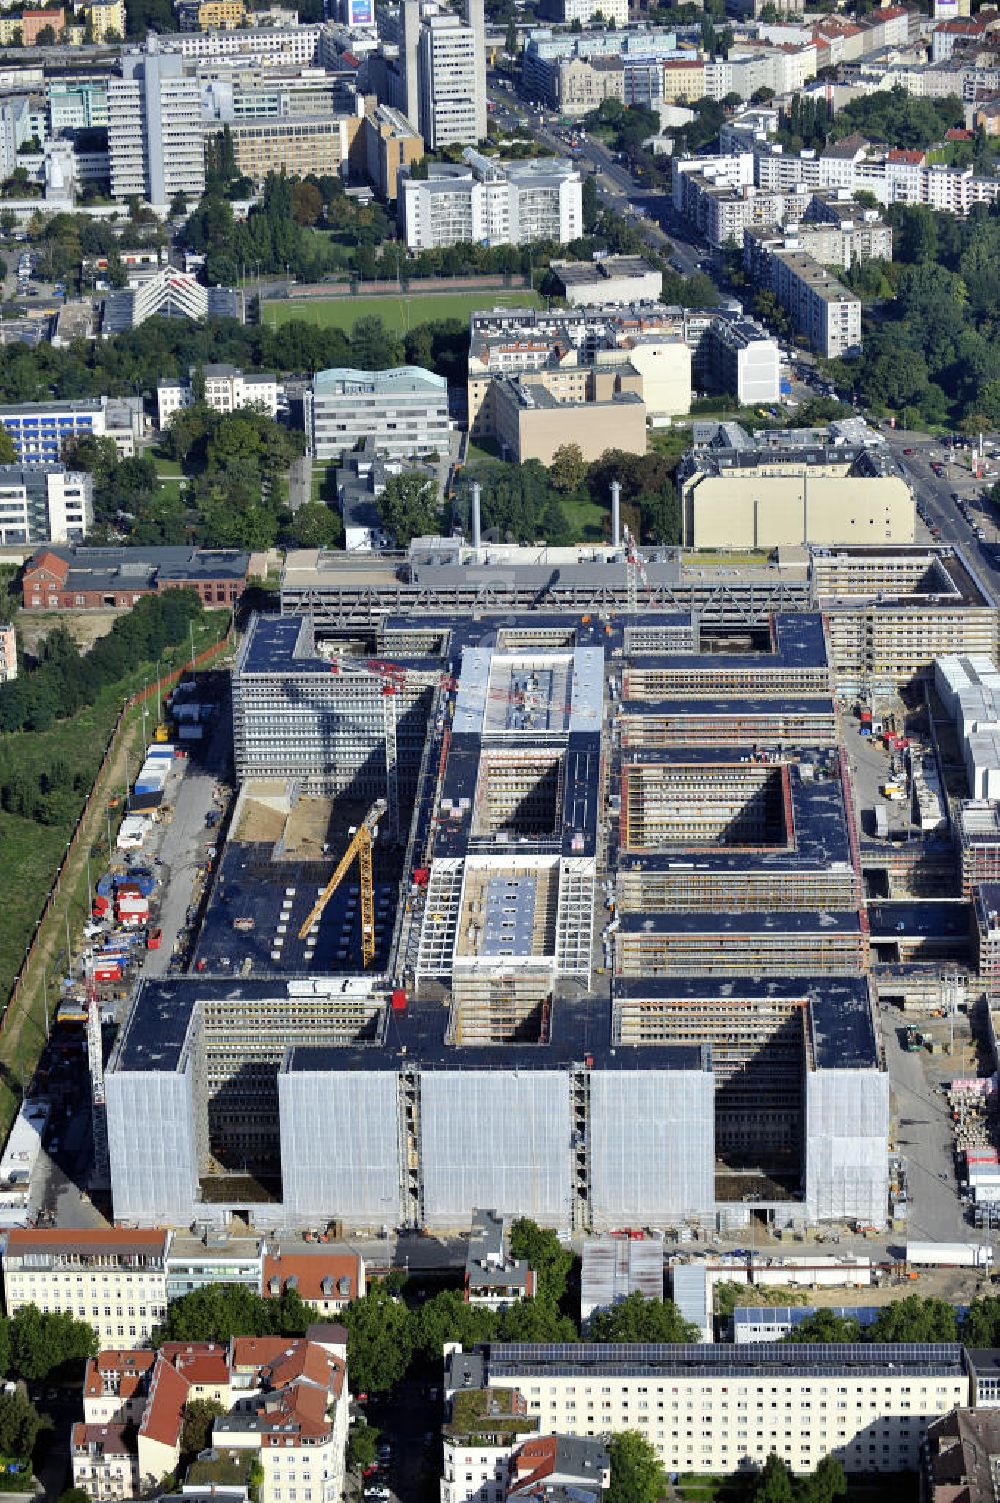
[107,602,890,1234]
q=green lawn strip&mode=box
[262,289,541,335]
[560,494,608,544]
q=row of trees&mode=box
[0,590,203,738]
[828,198,1000,429]
[783,1293,1000,1346]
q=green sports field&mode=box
[262,288,541,334]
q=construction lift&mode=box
[297,798,387,967]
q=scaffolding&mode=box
[614,920,868,978]
[620,762,785,851]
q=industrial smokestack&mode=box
[611,480,621,550]
[471,480,482,552]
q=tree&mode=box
[341,1284,414,1394]
[509,1220,574,1306]
[581,173,599,233]
[607,1431,667,1503]
[505,15,517,53]
[286,501,341,549]
[347,1422,379,1469]
[0,1390,42,1460]
[8,1307,96,1381]
[868,1294,958,1343]
[548,443,588,494]
[377,471,440,547]
[292,181,323,227]
[799,1455,847,1503]
[35,24,55,43]
[751,1453,796,1503]
[413,1290,498,1362]
[155,1285,308,1345]
[588,1293,698,1343]
[59,1490,92,1503]
[180,1399,225,1459]
[169,192,188,219]
[0,424,16,465]
[782,1309,861,1344]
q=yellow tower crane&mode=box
[297,798,387,966]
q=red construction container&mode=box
[413,868,429,887]
[391,989,407,1012]
[92,894,110,917]
[94,963,122,982]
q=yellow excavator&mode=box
[297,798,387,967]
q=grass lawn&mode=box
[561,493,607,543]
[465,438,502,465]
[263,288,541,336]
[311,460,338,507]
[152,454,183,478]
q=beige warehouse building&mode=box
[678,432,914,549]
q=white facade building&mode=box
[400,150,582,251]
[559,0,628,24]
[2,1229,169,1350]
[157,365,280,428]
[108,50,205,208]
[309,365,450,460]
[0,465,92,546]
[444,1342,971,1477]
[404,0,486,148]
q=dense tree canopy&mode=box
[607,1431,667,1503]
[588,1292,699,1343]
[155,1284,310,1345]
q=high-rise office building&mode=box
[402,0,485,149]
[108,49,205,208]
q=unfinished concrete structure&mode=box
[107,607,887,1234]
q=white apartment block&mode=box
[763,246,861,358]
[0,465,92,546]
[2,1229,169,1350]
[309,365,450,461]
[400,150,582,251]
[445,1343,971,1477]
[415,11,486,148]
[559,0,628,25]
[157,364,280,428]
[165,24,322,64]
[109,51,205,208]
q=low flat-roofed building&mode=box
[549,254,662,307]
[580,1236,664,1324]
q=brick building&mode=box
[21,545,250,611]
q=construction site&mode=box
[104,598,894,1236]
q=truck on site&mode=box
[906,1241,992,1269]
[874,804,889,839]
[882,782,906,802]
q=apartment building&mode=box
[445,1343,971,1477]
[263,1249,365,1316]
[224,109,362,182]
[465,1211,535,1311]
[441,1401,610,1503]
[522,27,680,111]
[164,1233,266,1301]
[552,0,628,26]
[490,367,646,464]
[2,1229,169,1349]
[86,0,125,39]
[198,0,246,26]
[554,55,624,117]
[74,1333,349,1503]
[22,7,64,43]
[157,364,279,428]
[702,315,780,405]
[164,24,322,64]
[400,150,582,251]
[108,51,205,208]
[308,365,450,461]
[744,239,860,358]
[403,0,486,149]
[0,624,17,684]
[0,465,92,546]
[362,103,423,201]
[0,396,142,465]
